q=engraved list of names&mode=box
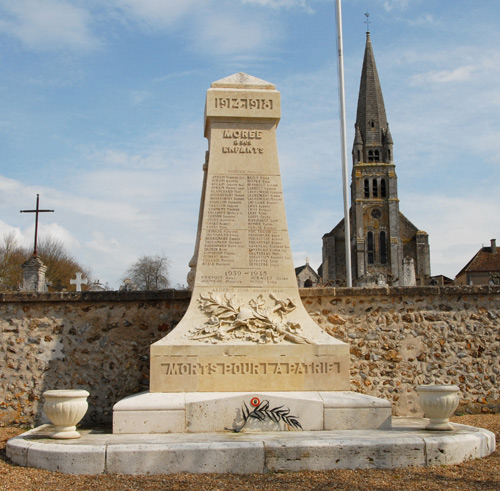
[199,142,294,288]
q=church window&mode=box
[381,179,387,197]
[368,150,380,162]
[357,149,361,162]
[372,178,378,197]
[367,231,375,264]
[364,179,370,198]
[380,231,387,264]
[388,149,391,161]
[371,120,375,128]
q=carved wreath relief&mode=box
[189,292,311,344]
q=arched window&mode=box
[380,231,387,264]
[364,179,370,198]
[357,149,361,162]
[372,178,378,197]
[367,231,375,264]
[381,179,387,198]
[387,149,391,161]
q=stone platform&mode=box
[113,391,392,434]
[7,418,495,475]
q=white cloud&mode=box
[0,222,24,245]
[404,191,500,278]
[37,222,81,250]
[383,0,412,11]
[86,231,120,254]
[408,13,435,26]
[242,0,314,12]
[410,65,474,85]
[0,0,99,51]
[193,11,281,56]
[111,0,285,56]
[111,0,199,29]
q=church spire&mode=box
[354,32,389,161]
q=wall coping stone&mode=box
[1,285,499,303]
[0,289,192,303]
[299,285,500,298]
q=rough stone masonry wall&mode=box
[0,286,499,426]
[302,286,500,416]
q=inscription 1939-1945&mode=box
[161,361,341,376]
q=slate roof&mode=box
[355,32,388,148]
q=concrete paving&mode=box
[6,418,496,475]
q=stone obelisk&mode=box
[150,73,349,392]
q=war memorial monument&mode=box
[6,74,495,475]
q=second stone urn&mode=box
[416,385,460,431]
[43,389,89,439]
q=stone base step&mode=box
[112,391,392,434]
[6,418,496,475]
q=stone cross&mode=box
[70,272,88,292]
[20,194,54,256]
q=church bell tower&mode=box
[322,30,431,286]
[351,31,400,283]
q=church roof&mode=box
[355,32,388,148]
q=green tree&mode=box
[124,254,170,290]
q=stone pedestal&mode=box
[113,391,392,434]
[21,255,47,292]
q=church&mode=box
[321,31,431,287]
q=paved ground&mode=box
[1,414,499,490]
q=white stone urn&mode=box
[43,389,90,439]
[416,385,460,431]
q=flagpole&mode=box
[335,0,352,287]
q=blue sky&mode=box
[0,0,499,288]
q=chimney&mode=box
[491,239,497,254]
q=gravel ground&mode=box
[1,414,499,491]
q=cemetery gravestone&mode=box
[70,272,88,292]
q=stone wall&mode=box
[1,286,499,426]
[301,286,500,416]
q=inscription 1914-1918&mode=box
[214,98,273,110]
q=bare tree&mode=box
[0,233,25,290]
[124,254,170,290]
[37,237,92,291]
[0,233,90,292]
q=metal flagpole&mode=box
[335,0,352,287]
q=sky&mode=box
[0,0,499,289]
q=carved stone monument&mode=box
[150,73,349,393]
[21,255,47,292]
[114,74,391,434]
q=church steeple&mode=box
[322,28,431,288]
[353,32,391,164]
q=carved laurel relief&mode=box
[189,292,311,344]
